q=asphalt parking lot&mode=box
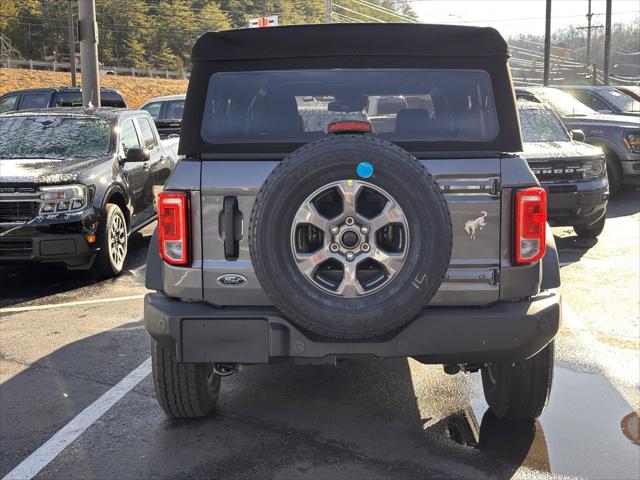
[1,189,639,480]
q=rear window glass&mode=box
[55,91,83,107]
[165,100,185,120]
[19,93,49,110]
[201,69,498,144]
[101,91,126,108]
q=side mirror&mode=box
[597,109,613,114]
[124,147,150,163]
[570,130,586,142]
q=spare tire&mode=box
[249,135,452,339]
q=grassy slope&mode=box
[0,68,188,108]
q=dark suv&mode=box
[516,86,640,194]
[0,87,127,113]
[518,99,608,238]
[144,24,561,421]
[140,94,185,138]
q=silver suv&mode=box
[144,24,562,421]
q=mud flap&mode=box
[541,224,560,290]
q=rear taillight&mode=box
[514,187,547,264]
[158,191,189,266]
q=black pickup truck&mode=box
[0,87,127,113]
[0,107,178,277]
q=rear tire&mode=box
[574,215,605,239]
[151,339,221,418]
[481,341,554,420]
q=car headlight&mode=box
[624,133,640,153]
[39,185,88,214]
[583,159,606,179]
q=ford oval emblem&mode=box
[217,273,248,287]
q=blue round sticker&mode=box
[356,162,374,179]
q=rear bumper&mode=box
[144,290,562,365]
[543,178,608,227]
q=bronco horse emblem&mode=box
[464,211,488,240]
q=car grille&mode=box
[0,239,33,258]
[0,201,41,222]
[529,162,585,183]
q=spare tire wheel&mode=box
[249,135,452,339]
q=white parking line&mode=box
[0,294,146,314]
[2,357,152,480]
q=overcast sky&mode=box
[411,0,640,38]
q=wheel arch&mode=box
[102,185,131,231]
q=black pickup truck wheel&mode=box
[481,341,554,419]
[151,339,221,418]
[249,135,452,339]
[93,203,128,278]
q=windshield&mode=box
[600,88,640,113]
[0,116,112,159]
[534,88,596,117]
[518,101,570,143]
[201,69,499,144]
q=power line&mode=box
[332,4,385,23]
[347,0,417,23]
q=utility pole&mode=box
[67,0,77,87]
[603,0,612,85]
[543,0,552,86]
[325,0,332,23]
[77,0,100,106]
[586,0,592,66]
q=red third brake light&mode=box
[158,191,189,266]
[514,187,547,265]
[327,121,373,134]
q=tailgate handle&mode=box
[222,196,241,260]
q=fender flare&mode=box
[541,224,561,290]
[101,183,132,218]
[145,228,164,291]
[585,136,623,161]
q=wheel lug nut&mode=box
[345,217,355,226]
[360,225,370,235]
[330,243,340,253]
[345,251,355,261]
[361,243,370,252]
[330,226,340,235]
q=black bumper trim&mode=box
[144,291,562,364]
[544,183,608,227]
[0,233,94,268]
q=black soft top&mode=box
[192,24,509,62]
[181,23,521,157]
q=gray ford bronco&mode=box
[144,24,562,421]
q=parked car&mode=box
[615,86,640,102]
[0,87,127,113]
[144,24,561,421]
[557,85,640,116]
[0,108,178,277]
[518,99,608,238]
[516,86,640,194]
[140,94,185,138]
